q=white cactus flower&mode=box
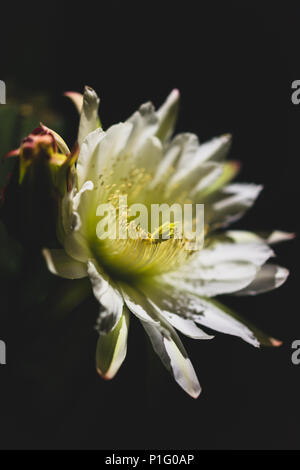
[43,87,291,398]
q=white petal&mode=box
[159,241,274,297]
[88,260,123,333]
[119,283,159,325]
[234,264,289,296]
[42,249,87,279]
[208,183,263,227]
[224,230,264,244]
[197,242,273,267]
[78,86,101,148]
[141,281,275,347]
[192,297,260,347]
[133,135,163,173]
[163,337,201,399]
[172,133,200,171]
[156,311,213,340]
[127,102,158,153]
[96,308,129,380]
[226,230,295,246]
[266,231,296,245]
[76,128,106,189]
[166,162,222,200]
[150,133,198,188]
[120,284,201,398]
[193,134,232,165]
[125,90,179,156]
[61,181,94,263]
[143,318,201,398]
[156,89,180,141]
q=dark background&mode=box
[0,1,299,450]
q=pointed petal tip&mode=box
[270,338,283,348]
[267,231,296,245]
[96,368,114,381]
[190,387,202,399]
[83,85,99,100]
[171,88,180,98]
[3,148,20,159]
[64,91,80,98]
[221,133,232,141]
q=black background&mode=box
[0,1,300,450]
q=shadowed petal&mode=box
[96,308,129,380]
[42,248,87,279]
[234,264,289,296]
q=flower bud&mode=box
[1,125,76,247]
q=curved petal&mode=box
[96,307,129,380]
[64,91,84,114]
[266,231,296,245]
[140,281,276,348]
[126,90,179,154]
[184,133,232,167]
[149,133,198,188]
[142,319,201,399]
[225,230,295,245]
[139,284,213,340]
[207,183,263,227]
[152,309,213,340]
[155,89,180,141]
[120,284,201,398]
[193,297,281,348]
[42,248,87,279]
[76,128,106,189]
[234,264,289,296]
[88,260,124,333]
[61,181,94,262]
[77,123,133,190]
[119,283,159,325]
[158,241,274,297]
[78,86,101,147]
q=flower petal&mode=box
[96,307,129,380]
[141,281,276,347]
[265,231,295,245]
[152,308,212,340]
[78,86,101,147]
[142,319,201,399]
[159,241,274,297]
[76,128,106,189]
[127,102,158,153]
[155,89,180,141]
[150,133,198,188]
[207,183,263,227]
[77,123,133,189]
[120,283,201,398]
[88,260,124,333]
[195,134,232,164]
[225,230,295,245]
[193,297,280,347]
[64,91,84,114]
[119,283,159,325]
[61,181,94,262]
[178,134,231,169]
[42,248,87,279]
[139,283,212,340]
[234,264,289,296]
